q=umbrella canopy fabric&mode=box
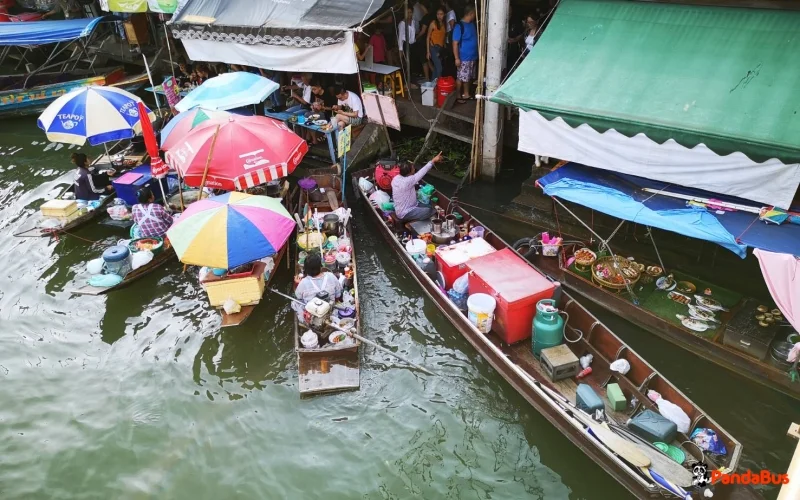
[164,115,308,191]
[167,192,295,269]
[174,72,279,113]
[37,85,156,146]
[160,107,232,149]
[137,101,169,178]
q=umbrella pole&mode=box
[198,125,221,193]
[103,143,111,164]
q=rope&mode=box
[734,214,760,245]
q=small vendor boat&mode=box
[352,164,759,500]
[12,145,148,238]
[204,181,293,328]
[292,174,360,397]
[523,240,800,401]
[70,240,176,296]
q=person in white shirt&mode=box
[397,7,426,78]
[285,73,313,114]
[330,86,364,130]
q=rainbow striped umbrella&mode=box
[167,192,294,269]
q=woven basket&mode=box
[591,255,640,290]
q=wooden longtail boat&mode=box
[521,239,800,401]
[293,174,360,397]
[0,68,148,117]
[12,148,149,238]
[70,246,176,296]
[352,166,759,500]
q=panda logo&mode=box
[691,462,710,487]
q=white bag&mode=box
[368,190,391,207]
[131,250,154,270]
[610,359,631,375]
[648,390,690,433]
[87,258,104,275]
[223,298,241,315]
[453,273,469,294]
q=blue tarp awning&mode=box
[537,163,800,258]
[0,17,104,46]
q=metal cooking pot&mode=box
[322,214,340,235]
[309,188,326,202]
[431,218,443,234]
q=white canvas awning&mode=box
[180,32,359,74]
[519,109,800,210]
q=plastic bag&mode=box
[610,359,631,375]
[131,250,154,270]
[453,273,469,295]
[198,266,210,282]
[358,177,374,193]
[369,190,391,208]
[648,390,690,433]
[690,428,727,455]
[223,298,241,315]
[87,258,104,275]
[88,273,123,288]
[107,204,131,221]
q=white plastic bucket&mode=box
[421,81,435,106]
[467,293,496,334]
[405,239,427,260]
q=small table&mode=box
[265,111,337,164]
[358,61,404,98]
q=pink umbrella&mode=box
[163,115,308,192]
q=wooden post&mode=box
[198,125,221,194]
[778,423,800,500]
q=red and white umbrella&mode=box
[163,115,307,191]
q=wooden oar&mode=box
[521,371,651,468]
[607,424,694,488]
[344,330,437,377]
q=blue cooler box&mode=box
[112,165,169,206]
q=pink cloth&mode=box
[754,249,800,361]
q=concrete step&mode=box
[441,110,474,124]
[431,126,473,144]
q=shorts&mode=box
[457,60,476,83]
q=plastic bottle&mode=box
[647,390,690,433]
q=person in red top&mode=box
[369,27,387,64]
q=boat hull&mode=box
[352,167,759,500]
[71,247,175,296]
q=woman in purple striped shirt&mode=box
[391,152,444,222]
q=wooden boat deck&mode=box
[293,174,361,397]
[351,165,759,500]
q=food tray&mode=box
[573,248,596,270]
[591,255,640,290]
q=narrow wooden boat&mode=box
[13,148,149,238]
[202,181,293,328]
[523,240,800,401]
[0,68,148,117]
[293,174,360,397]
[70,247,176,296]
[352,166,759,500]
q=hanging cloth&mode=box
[754,249,800,362]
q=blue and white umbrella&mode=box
[175,71,279,113]
[37,86,156,146]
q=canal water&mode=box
[0,117,797,500]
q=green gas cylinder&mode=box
[532,299,564,358]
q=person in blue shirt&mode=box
[451,7,478,103]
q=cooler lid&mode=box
[114,172,143,185]
[467,248,555,303]
[435,237,497,267]
[41,199,77,209]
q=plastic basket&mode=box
[541,243,561,257]
[129,237,164,255]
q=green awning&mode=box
[492,0,800,163]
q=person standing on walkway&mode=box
[427,8,447,80]
[452,7,478,103]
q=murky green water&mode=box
[0,117,797,500]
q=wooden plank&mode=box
[221,306,255,328]
[442,110,475,124]
[298,346,360,396]
[326,189,339,210]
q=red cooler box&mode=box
[467,248,556,344]
[435,237,496,289]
